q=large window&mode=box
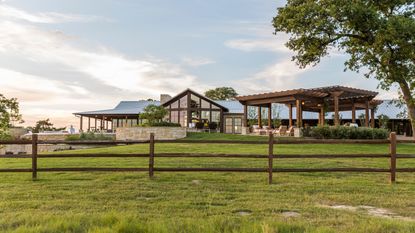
[179,111,187,127]
[190,94,200,108]
[201,100,210,108]
[179,96,187,108]
[171,111,179,123]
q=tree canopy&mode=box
[204,87,238,100]
[139,105,168,124]
[0,94,23,139]
[29,119,65,133]
[273,0,415,137]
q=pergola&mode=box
[236,86,382,128]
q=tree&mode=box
[377,114,390,129]
[0,94,23,139]
[29,119,65,133]
[204,87,238,100]
[139,105,168,124]
[273,1,415,138]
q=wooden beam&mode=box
[88,117,90,132]
[243,104,248,127]
[296,99,301,128]
[80,116,83,132]
[371,108,375,128]
[352,100,356,123]
[258,106,262,128]
[365,99,370,127]
[268,103,272,128]
[288,104,293,127]
[245,96,295,106]
[320,105,325,126]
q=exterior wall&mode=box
[116,127,186,140]
[0,144,94,155]
[21,133,76,141]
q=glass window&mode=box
[180,111,187,127]
[179,96,187,108]
[212,104,220,109]
[191,110,200,122]
[201,99,210,108]
[234,118,242,134]
[201,111,210,121]
[171,111,179,123]
[225,117,233,134]
[211,111,221,123]
[190,94,200,108]
[171,100,179,109]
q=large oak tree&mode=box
[273,0,415,138]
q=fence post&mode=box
[268,132,274,184]
[32,134,38,180]
[389,132,397,183]
[149,133,155,178]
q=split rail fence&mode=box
[0,132,414,184]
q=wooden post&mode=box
[296,100,301,128]
[88,117,91,131]
[351,101,356,123]
[268,103,272,128]
[243,104,248,127]
[334,96,340,126]
[389,132,397,183]
[268,132,274,184]
[365,100,370,127]
[288,104,293,127]
[80,116,83,132]
[320,105,325,126]
[149,133,155,178]
[32,134,38,180]
[258,106,262,128]
[371,108,375,128]
[94,118,97,130]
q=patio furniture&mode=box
[273,125,287,136]
[252,125,262,134]
[286,126,295,136]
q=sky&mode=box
[0,0,400,128]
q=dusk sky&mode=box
[0,0,399,128]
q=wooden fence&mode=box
[0,132,414,184]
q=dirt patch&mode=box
[281,211,300,218]
[320,204,414,221]
[233,209,252,216]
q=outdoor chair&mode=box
[252,125,262,134]
[273,125,287,136]
[286,126,295,136]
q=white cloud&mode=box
[0,4,107,23]
[181,56,215,67]
[225,38,289,53]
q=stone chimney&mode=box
[160,94,172,105]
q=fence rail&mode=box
[0,132,414,184]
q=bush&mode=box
[195,122,205,129]
[66,132,114,141]
[139,121,181,127]
[208,122,218,130]
[310,126,389,139]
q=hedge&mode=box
[309,126,389,139]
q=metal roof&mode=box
[74,100,160,115]
[74,99,406,120]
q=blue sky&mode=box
[0,0,398,127]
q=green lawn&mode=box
[0,133,414,233]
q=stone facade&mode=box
[21,133,77,141]
[0,144,93,155]
[116,127,186,140]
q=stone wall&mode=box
[116,127,186,140]
[21,133,77,141]
[0,144,94,155]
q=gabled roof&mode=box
[161,88,229,111]
[74,100,160,116]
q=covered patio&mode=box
[236,86,382,129]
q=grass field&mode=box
[0,133,414,233]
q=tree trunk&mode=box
[399,81,415,139]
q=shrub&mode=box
[139,121,181,127]
[195,122,205,129]
[66,132,114,141]
[208,122,218,130]
[310,126,389,139]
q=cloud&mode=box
[0,4,108,23]
[181,56,215,67]
[225,38,289,53]
[233,59,310,94]
[0,4,207,127]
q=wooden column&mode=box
[80,116,83,132]
[94,118,97,130]
[268,132,274,184]
[31,134,38,180]
[149,133,154,178]
[268,103,272,128]
[288,104,293,127]
[351,100,356,123]
[88,117,90,131]
[187,93,192,127]
[334,96,340,126]
[243,104,248,127]
[258,106,262,128]
[296,99,301,128]
[389,132,397,183]
[365,99,370,127]
[320,105,325,126]
[371,108,375,128]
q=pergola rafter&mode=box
[236,85,382,128]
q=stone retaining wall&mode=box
[116,127,186,140]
